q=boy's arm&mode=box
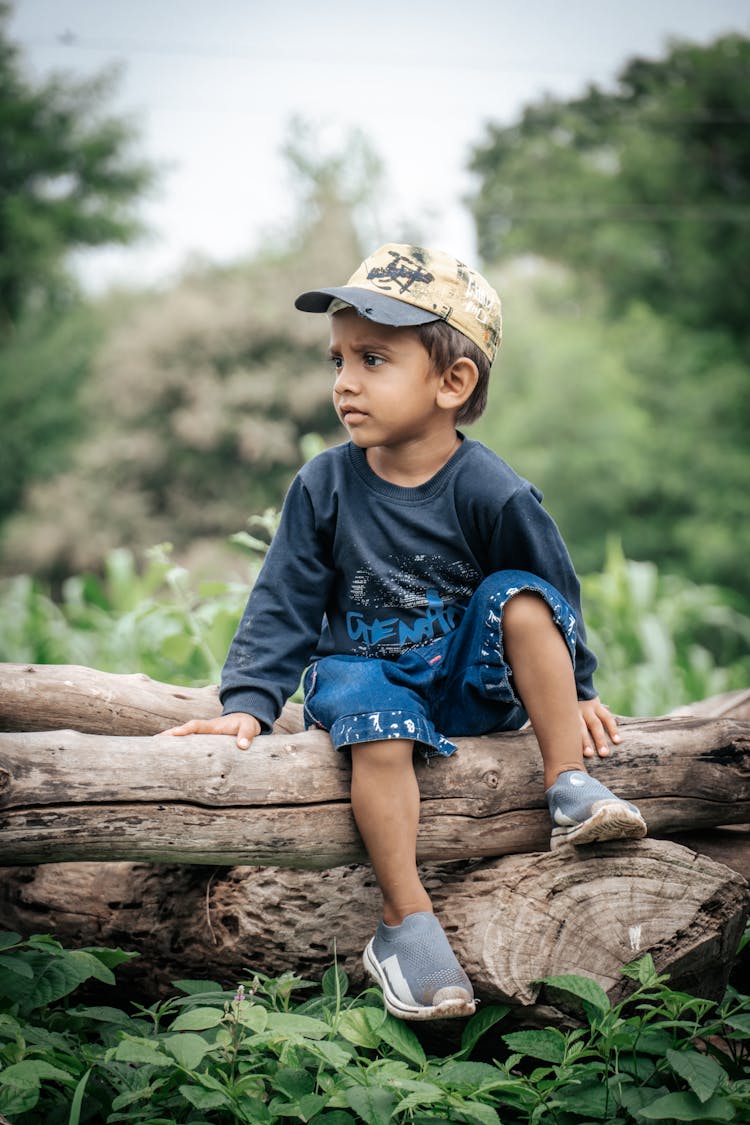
[163,473,333,748]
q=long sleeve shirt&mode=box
[221,437,598,729]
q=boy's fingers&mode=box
[600,704,622,744]
[164,720,202,736]
[236,717,261,750]
[580,716,595,757]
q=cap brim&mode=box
[294,286,441,327]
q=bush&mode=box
[1,929,749,1123]
[1,538,747,716]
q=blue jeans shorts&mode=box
[302,570,578,759]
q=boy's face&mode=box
[328,308,444,451]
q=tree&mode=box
[0,122,388,582]
[0,3,153,332]
[467,36,750,601]
[469,35,750,354]
[0,4,154,528]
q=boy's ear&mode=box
[436,357,479,412]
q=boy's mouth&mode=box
[340,404,368,423]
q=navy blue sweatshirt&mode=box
[221,438,598,729]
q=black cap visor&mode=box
[294,286,441,328]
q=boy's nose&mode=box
[334,363,359,394]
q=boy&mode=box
[167,243,646,1021]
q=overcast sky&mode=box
[9,0,750,291]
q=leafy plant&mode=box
[1,928,749,1123]
[580,540,750,716]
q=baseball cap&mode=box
[295,243,502,363]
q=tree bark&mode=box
[0,840,745,1017]
[0,662,304,736]
[1,714,749,866]
[1,663,748,1016]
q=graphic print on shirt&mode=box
[345,554,481,657]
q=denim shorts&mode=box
[302,570,577,759]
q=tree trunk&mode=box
[0,714,749,866]
[1,663,748,1015]
[0,840,746,1017]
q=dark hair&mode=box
[415,320,491,424]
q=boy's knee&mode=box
[502,590,554,633]
[351,738,414,769]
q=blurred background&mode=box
[1,0,748,714]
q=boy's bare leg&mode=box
[501,593,593,789]
[352,737,475,1019]
[501,592,646,846]
[349,738,432,925]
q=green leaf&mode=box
[666,1048,727,1103]
[502,1028,567,1064]
[392,1080,443,1113]
[0,1059,73,1087]
[438,1060,511,1092]
[236,1000,268,1031]
[114,1037,172,1065]
[453,1101,500,1125]
[179,1083,232,1109]
[67,1068,91,1125]
[307,1113,354,1125]
[78,945,138,970]
[0,932,22,951]
[297,1092,327,1120]
[170,1005,224,1031]
[723,1012,750,1035]
[460,1004,511,1055]
[377,1013,426,1066]
[345,1085,397,1125]
[0,1082,39,1116]
[553,1079,609,1118]
[306,1037,356,1070]
[67,1004,138,1026]
[164,1031,215,1070]
[0,953,34,979]
[264,1010,331,1040]
[336,1006,387,1048]
[322,963,349,999]
[539,973,611,1014]
[638,1090,736,1120]
[172,978,225,994]
[273,1067,315,1099]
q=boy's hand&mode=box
[163,712,261,750]
[578,697,621,759]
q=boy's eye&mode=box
[363,353,385,367]
[329,355,343,370]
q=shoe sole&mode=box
[551,799,647,849]
[362,939,476,1021]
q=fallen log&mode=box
[0,710,749,866]
[0,840,746,1016]
[0,662,304,736]
[1,663,748,1013]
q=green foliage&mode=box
[469,34,750,351]
[1,929,749,1124]
[580,542,750,716]
[0,3,154,330]
[0,251,348,579]
[1,537,747,714]
[468,35,750,602]
[0,541,259,685]
[0,5,153,537]
[0,301,101,523]
[472,264,750,599]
